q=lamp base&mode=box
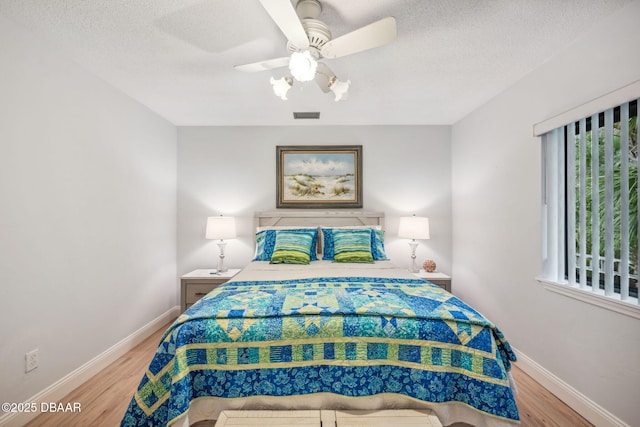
[217,241,228,273]
[408,241,419,273]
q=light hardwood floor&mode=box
[25,320,593,427]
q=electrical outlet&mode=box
[25,349,39,373]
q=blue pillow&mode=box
[322,228,387,260]
[254,228,318,261]
[253,229,276,261]
[371,229,389,260]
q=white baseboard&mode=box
[0,306,180,427]
[513,347,629,427]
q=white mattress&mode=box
[231,260,417,282]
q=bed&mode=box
[121,211,519,427]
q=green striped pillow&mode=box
[269,229,316,264]
[333,228,374,263]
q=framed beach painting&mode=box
[276,145,363,208]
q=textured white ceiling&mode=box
[0,0,634,126]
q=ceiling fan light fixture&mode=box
[289,50,318,82]
[236,0,398,102]
[329,76,350,102]
[270,76,293,100]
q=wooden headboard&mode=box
[254,210,385,230]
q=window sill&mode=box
[536,277,640,320]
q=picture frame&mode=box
[276,145,363,208]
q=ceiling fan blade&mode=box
[234,56,290,72]
[314,62,333,93]
[320,16,396,59]
[259,0,309,49]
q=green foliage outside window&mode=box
[574,113,638,296]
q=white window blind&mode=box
[539,84,639,312]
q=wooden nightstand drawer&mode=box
[413,271,452,293]
[185,283,218,304]
[180,269,241,312]
[428,279,450,290]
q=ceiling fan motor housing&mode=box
[287,0,331,54]
[287,19,331,53]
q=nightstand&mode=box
[180,269,240,312]
[414,270,452,293]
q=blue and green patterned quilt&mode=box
[122,276,519,426]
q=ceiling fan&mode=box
[234,0,397,101]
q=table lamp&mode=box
[205,216,236,273]
[398,215,430,273]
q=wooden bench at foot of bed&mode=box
[214,409,443,427]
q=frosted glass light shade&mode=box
[205,216,236,240]
[289,50,318,82]
[270,76,293,100]
[398,216,430,240]
[329,77,350,102]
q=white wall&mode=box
[5,0,637,422]
[0,16,177,406]
[177,126,451,277]
[451,1,640,425]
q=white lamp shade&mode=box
[205,216,236,240]
[398,216,430,240]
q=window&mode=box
[567,102,638,298]
[537,82,639,317]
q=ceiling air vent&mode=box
[293,112,320,120]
